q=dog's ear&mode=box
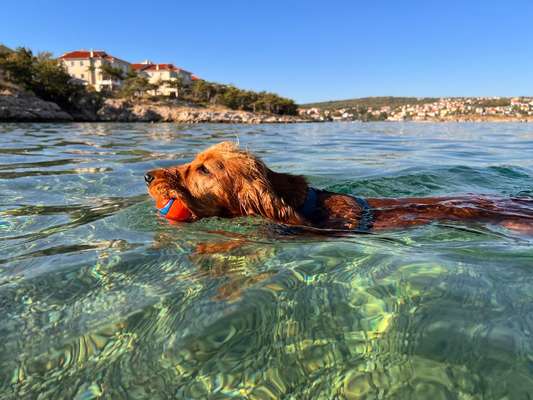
[234,163,307,224]
[216,145,308,223]
[267,169,308,211]
[236,175,296,223]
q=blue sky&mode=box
[1,0,532,103]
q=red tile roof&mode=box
[132,62,191,74]
[59,51,193,74]
[59,50,129,64]
[145,63,177,72]
[59,50,107,59]
[131,63,148,71]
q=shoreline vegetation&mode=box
[1,45,531,123]
[0,46,304,123]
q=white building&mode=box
[132,61,193,97]
[59,50,131,92]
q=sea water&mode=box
[1,122,533,399]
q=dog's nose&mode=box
[144,172,155,185]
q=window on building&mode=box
[80,61,84,66]
[71,61,74,66]
[81,74,85,79]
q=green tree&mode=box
[190,79,214,103]
[0,47,99,112]
[0,44,13,55]
[99,62,126,81]
[119,75,158,98]
[0,47,35,88]
[32,55,80,106]
[162,76,185,98]
[183,79,298,115]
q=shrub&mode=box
[0,47,102,113]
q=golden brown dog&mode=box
[145,142,533,233]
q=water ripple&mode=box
[1,122,533,398]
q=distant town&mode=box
[300,97,533,122]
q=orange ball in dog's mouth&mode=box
[156,198,192,221]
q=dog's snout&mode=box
[144,172,155,185]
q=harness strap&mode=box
[298,188,318,219]
[354,196,374,232]
[298,188,375,232]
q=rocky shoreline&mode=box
[2,90,532,124]
[96,99,309,124]
[0,90,73,121]
[0,90,310,124]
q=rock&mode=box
[95,98,311,124]
[96,99,162,122]
[0,89,73,122]
[0,91,315,123]
[68,95,100,121]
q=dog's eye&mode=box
[197,165,210,175]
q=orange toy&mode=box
[156,198,192,221]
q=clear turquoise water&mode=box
[1,122,533,399]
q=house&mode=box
[58,50,131,92]
[132,60,193,97]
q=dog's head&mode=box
[145,142,308,223]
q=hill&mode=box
[301,96,439,110]
[0,44,12,55]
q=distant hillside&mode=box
[0,44,12,55]
[301,96,439,110]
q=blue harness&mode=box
[298,188,374,232]
[353,196,374,232]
